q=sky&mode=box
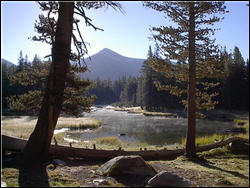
[1,1,249,65]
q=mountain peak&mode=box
[82,48,144,81]
[101,48,111,52]
[98,48,123,57]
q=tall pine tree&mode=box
[19,2,123,164]
[143,1,228,157]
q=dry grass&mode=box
[1,116,101,140]
[143,111,175,117]
[149,153,249,187]
[56,117,101,129]
[1,116,37,139]
[94,136,122,147]
[1,167,81,187]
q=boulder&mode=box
[228,140,249,154]
[52,159,67,166]
[147,171,191,187]
[98,155,156,178]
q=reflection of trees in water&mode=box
[115,116,188,145]
[125,121,187,145]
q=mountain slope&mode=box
[80,48,145,81]
[1,49,145,81]
[1,58,16,68]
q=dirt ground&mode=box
[3,152,248,187]
[49,155,249,187]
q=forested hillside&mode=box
[2,45,249,114]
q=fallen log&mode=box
[2,134,248,160]
[196,136,249,152]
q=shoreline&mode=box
[112,106,249,121]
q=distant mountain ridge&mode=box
[1,58,16,68]
[2,48,145,81]
[80,48,145,81]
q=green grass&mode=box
[94,136,122,147]
[1,168,19,187]
[180,119,249,157]
[181,133,231,146]
[181,119,249,146]
[1,167,81,187]
[48,169,81,187]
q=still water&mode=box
[67,106,234,145]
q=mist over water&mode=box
[67,106,234,145]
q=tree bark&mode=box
[186,2,197,158]
[21,2,74,164]
[3,134,248,161]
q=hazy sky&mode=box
[1,1,249,65]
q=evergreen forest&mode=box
[2,45,249,115]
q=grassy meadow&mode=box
[1,116,101,140]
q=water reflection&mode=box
[66,107,234,145]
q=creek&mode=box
[66,106,234,145]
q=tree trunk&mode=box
[21,2,74,164]
[3,134,248,161]
[186,2,197,158]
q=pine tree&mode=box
[216,46,233,109]
[228,46,247,109]
[16,51,25,72]
[136,76,143,107]
[8,56,96,116]
[246,59,249,109]
[143,1,228,157]
[141,46,155,110]
[2,63,10,110]
[113,77,124,102]
[120,77,138,106]
[19,2,123,164]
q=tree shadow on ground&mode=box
[26,116,39,121]
[18,165,49,187]
[2,151,49,187]
[190,157,248,180]
[54,156,106,167]
[110,174,151,187]
[2,116,22,120]
[54,156,152,187]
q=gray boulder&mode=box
[52,159,67,166]
[228,140,249,154]
[98,155,156,178]
[147,171,191,187]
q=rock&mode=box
[98,155,156,178]
[52,159,67,166]
[93,178,107,185]
[1,181,7,187]
[147,171,191,187]
[228,140,249,154]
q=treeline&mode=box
[2,46,249,114]
[88,45,249,111]
[216,46,249,110]
[2,51,95,116]
[88,70,182,110]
